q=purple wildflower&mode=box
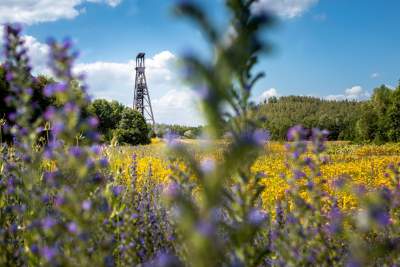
[42,194,50,204]
[5,72,14,81]
[327,204,342,235]
[252,129,270,146]
[307,181,314,190]
[346,259,362,267]
[99,157,109,167]
[82,200,92,211]
[44,106,56,120]
[287,125,307,141]
[35,126,44,133]
[200,158,215,174]
[90,145,102,155]
[88,116,99,128]
[67,222,78,234]
[153,252,180,267]
[25,87,33,96]
[248,208,268,225]
[333,177,346,189]
[164,131,180,148]
[41,246,57,261]
[30,245,39,255]
[42,217,56,230]
[112,185,124,197]
[294,170,306,179]
[372,209,391,227]
[52,122,65,135]
[54,195,65,207]
[163,182,180,198]
[85,158,95,169]
[68,146,82,157]
[43,149,53,160]
[8,112,17,121]
[354,184,367,195]
[196,220,214,237]
[44,171,56,184]
[64,102,78,113]
[43,83,61,97]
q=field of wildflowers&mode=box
[108,141,400,213]
[1,0,400,266]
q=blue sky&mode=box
[1,0,399,125]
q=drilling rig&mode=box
[133,53,155,127]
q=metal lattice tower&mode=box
[133,53,155,126]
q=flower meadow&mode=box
[1,1,400,266]
[107,141,400,213]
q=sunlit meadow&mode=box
[107,141,400,212]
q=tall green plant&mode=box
[165,1,274,266]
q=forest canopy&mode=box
[255,83,400,142]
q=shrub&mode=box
[88,99,126,142]
[114,108,151,145]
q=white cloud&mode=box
[326,85,370,101]
[252,0,319,19]
[74,61,132,100]
[260,88,278,101]
[97,0,122,7]
[152,89,202,126]
[0,0,122,25]
[345,85,363,96]
[324,95,345,101]
[0,26,50,74]
[23,35,50,74]
[371,72,380,79]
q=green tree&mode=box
[183,129,195,139]
[88,99,125,142]
[388,86,400,141]
[154,123,203,138]
[114,108,150,145]
[0,66,12,121]
[0,65,56,143]
[356,102,378,142]
[254,96,363,140]
[31,75,56,120]
[372,85,393,142]
[356,84,398,143]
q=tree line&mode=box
[357,84,400,142]
[255,83,400,143]
[2,64,399,144]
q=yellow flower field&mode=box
[106,141,400,212]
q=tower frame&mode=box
[133,53,155,127]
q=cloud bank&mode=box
[259,85,371,103]
[260,88,279,101]
[0,0,122,25]
[326,85,370,101]
[252,0,319,19]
